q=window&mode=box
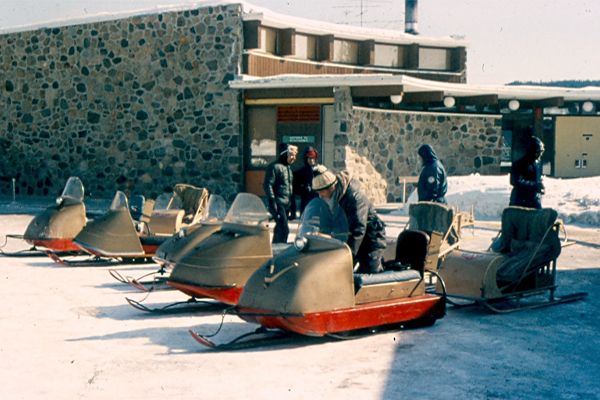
[259,27,277,54]
[419,47,451,70]
[333,39,358,64]
[373,44,405,67]
[294,34,317,60]
[247,107,277,168]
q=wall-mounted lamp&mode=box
[390,94,403,104]
[443,96,456,108]
[582,101,595,113]
[508,99,520,111]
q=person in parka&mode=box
[509,135,545,209]
[417,144,448,203]
[293,146,319,216]
[263,144,298,243]
[312,165,387,274]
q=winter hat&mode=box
[312,165,337,191]
[304,146,319,159]
[278,143,298,156]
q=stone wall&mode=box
[0,4,243,201]
[334,87,503,203]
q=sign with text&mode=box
[282,135,316,144]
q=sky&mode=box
[0,0,598,85]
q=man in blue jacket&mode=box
[417,144,448,203]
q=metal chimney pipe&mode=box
[405,0,418,34]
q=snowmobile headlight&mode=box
[177,229,185,238]
[294,236,308,251]
[56,197,64,206]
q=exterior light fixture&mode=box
[508,99,520,111]
[390,94,403,104]
[443,96,456,108]
[582,101,594,113]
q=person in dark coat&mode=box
[293,146,319,216]
[509,135,545,209]
[263,143,298,243]
[312,166,387,274]
[417,144,448,203]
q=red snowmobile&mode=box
[69,184,208,265]
[189,197,446,349]
[124,192,274,312]
[1,177,87,257]
[109,194,228,291]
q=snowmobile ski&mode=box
[481,291,588,314]
[108,268,171,292]
[125,296,227,314]
[189,327,299,351]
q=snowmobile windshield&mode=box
[59,176,84,203]
[224,193,270,225]
[202,194,227,223]
[109,191,129,211]
[296,198,349,242]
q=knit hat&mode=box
[312,165,337,191]
[304,146,319,160]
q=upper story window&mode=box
[373,44,405,68]
[419,47,451,70]
[333,39,358,64]
[259,26,278,53]
[295,34,317,60]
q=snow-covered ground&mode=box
[0,175,599,399]
[397,174,600,227]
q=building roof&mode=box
[231,73,600,108]
[0,0,465,49]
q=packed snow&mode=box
[397,173,600,227]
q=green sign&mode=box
[282,135,315,144]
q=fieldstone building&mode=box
[1,1,599,202]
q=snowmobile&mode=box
[1,177,87,257]
[436,206,587,313]
[70,184,209,266]
[189,197,446,350]
[109,194,228,291]
[125,192,273,312]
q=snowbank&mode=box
[396,174,600,226]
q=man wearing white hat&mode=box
[263,143,298,243]
[312,165,387,273]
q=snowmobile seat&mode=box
[170,184,209,225]
[148,185,209,234]
[354,269,421,287]
[353,268,424,305]
[384,229,430,275]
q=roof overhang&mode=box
[231,74,600,108]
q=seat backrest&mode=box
[492,206,562,287]
[408,201,458,245]
[170,184,209,225]
[394,229,430,275]
[129,195,146,221]
[492,206,560,254]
